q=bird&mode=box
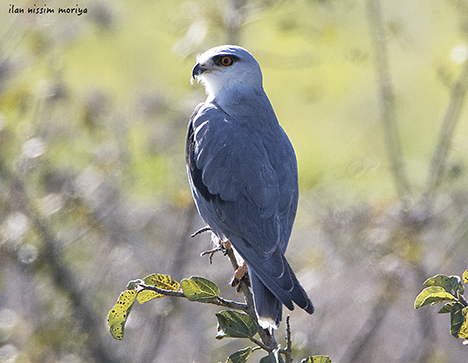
[186,45,314,329]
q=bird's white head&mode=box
[192,45,263,101]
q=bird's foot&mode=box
[230,261,249,293]
[220,240,231,255]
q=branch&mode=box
[425,48,468,200]
[279,316,293,363]
[225,247,278,351]
[190,222,279,351]
[249,336,273,352]
[137,283,249,312]
[7,172,116,363]
[367,0,411,204]
[191,226,212,238]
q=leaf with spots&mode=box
[137,274,180,304]
[463,269,468,284]
[181,276,219,302]
[301,356,332,363]
[107,290,138,340]
[215,310,257,340]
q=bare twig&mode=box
[249,336,273,352]
[367,0,411,204]
[200,246,223,264]
[280,316,293,363]
[191,225,212,237]
[137,284,186,298]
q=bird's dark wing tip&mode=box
[305,301,315,314]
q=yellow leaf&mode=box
[137,274,180,304]
[107,290,138,340]
[462,270,468,284]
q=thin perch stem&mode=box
[225,247,278,351]
[137,283,248,312]
[280,316,293,363]
[191,226,212,238]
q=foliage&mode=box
[301,357,332,363]
[107,271,330,362]
[415,270,468,344]
[108,290,138,341]
[181,276,219,302]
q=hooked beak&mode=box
[191,63,208,84]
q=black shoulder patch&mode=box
[186,112,218,202]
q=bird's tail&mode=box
[249,264,314,330]
[250,271,282,329]
[230,236,314,328]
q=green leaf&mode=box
[438,303,455,314]
[450,302,465,338]
[450,302,468,340]
[301,357,332,363]
[215,310,257,340]
[181,276,219,302]
[424,274,464,295]
[226,347,253,363]
[107,290,138,340]
[463,270,468,284]
[259,352,279,363]
[414,286,456,309]
[137,274,180,304]
[459,307,468,340]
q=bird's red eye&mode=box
[220,56,233,66]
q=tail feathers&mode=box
[229,236,314,326]
[290,274,314,314]
[250,272,282,329]
[250,250,314,315]
[249,268,314,330]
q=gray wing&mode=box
[186,102,313,316]
[187,102,293,252]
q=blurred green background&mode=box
[1,0,468,362]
